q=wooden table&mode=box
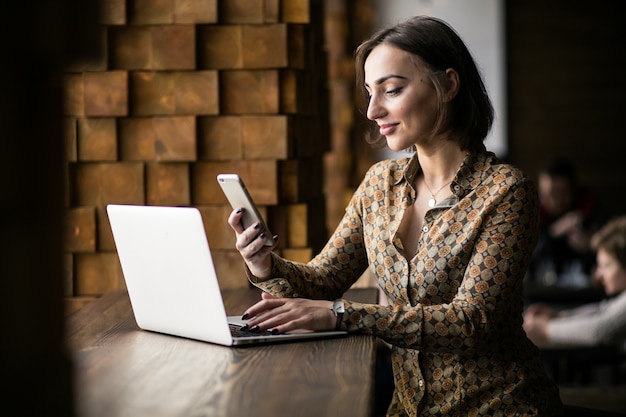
[67,287,378,417]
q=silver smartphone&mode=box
[217,174,275,246]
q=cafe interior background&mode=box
[2,0,624,415]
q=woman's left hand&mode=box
[241,292,338,334]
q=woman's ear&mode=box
[443,68,460,102]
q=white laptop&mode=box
[106,204,347,346]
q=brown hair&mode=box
[591,216,626,268]
[354,16,493,152]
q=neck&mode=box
[416,142,467,187]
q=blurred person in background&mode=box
[524,216,626,351]
[528,157,608,289]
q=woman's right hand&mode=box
[227,208,278,278]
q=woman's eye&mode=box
[386,87,402,96]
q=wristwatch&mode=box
[330,299,345,330]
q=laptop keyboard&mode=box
[229,323,275,338]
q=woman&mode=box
[228,16,563,416]
[524,216,626,349]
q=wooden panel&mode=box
[109,26,152,69]
[77,117,118,161]
[279,158,324,203]
[71,162,144,206]
[241,24,288,68]
[128,0,174,24]
[152,25,195,69]
[131,71,219,115]
[63,73,84,116]
[282,247,313,263]
[282,0,311,23]
[211,249,250,288]
[220,70,279,114]
[101,0,126,25]
[84,71,128,116]
[64,117,78,162]
[173,0,217,23]
[197,116,243,160]
[219,0,278,23]
[146,162,190,206]
[120,116,196,161]
[74,252,125,296]
[197,26,243,69]
[152,116,196,161]
[64,296,98,316]
[242,115,289,159]
[64,206,96,253]
[191,160,278,205]
[197,205,234,250]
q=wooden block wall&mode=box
[62,0,331,313]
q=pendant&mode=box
[428,197,436,208]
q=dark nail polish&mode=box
[241,312,249,320]
[259,232,266,239]
[272,234,279,241]
[270,328,279,335]
[249,325,260,333]
[240,324,249,332]
[236,207,243,214]
[254,222,261,229]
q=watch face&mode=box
[333,300,345,314]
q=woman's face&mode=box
[364,44,439,151]
[595,248,626,295]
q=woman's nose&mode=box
[366,95,384,120]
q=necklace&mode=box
[424,179,453,208]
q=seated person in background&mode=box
[523,216,626,350]
[528,157,608,288]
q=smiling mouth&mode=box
[378,124,397,136]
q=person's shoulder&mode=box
[364,156,412,179]
[475,151,531,182]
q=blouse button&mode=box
[422,226,428,233]
[418,379,424,389]
[454,185,460,191]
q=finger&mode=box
[227,208,247,233]
[261,292,278,300]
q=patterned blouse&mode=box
[249,151,564,417]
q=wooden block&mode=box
[101,0,126,25]
[153,116,197,160]
[281,247,313,263]
[64,254,74,297]
[151,25,195,69]
[74,252,125,296]
[197,205,236,249]
[174,0,217,23]
[219,0,267,23]
[119,117,157,160]
[199,24,304,70]
[282,0,310,23]
[278,158,324,203]
[212,249,250,289]
[191,160,278,205]
[129,0,174,24]
[71,162,144,206]
[280,69,316,114]
[220,70,279,114]
[109,26,152,69]
[197,25,243,69]
[242,115,289,159]
[84,71,128,116]
[63,73,84,116]
[242,24,288,68]
[146,162,190,206]
[131,71,218,115]
[65,206,97,253]
[64,117,78,162]
[120,116,197,162]
[197,116,243,160]
[286,203,308,247]
[77,117,118,161]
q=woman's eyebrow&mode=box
[364,74,408,88]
